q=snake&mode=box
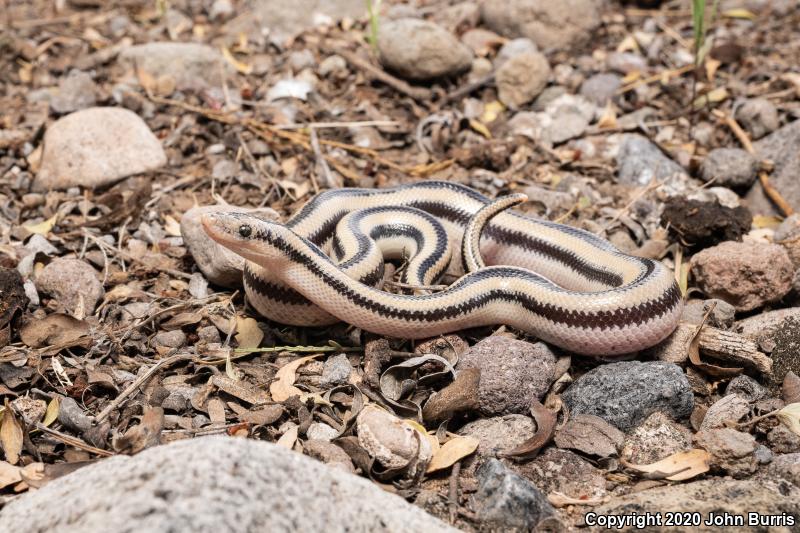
[201,180,683,356]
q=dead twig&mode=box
[333,48,432,103]
[35,423,114,457]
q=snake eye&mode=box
[238,224,252,237]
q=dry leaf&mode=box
[112,406,164,455]
[276,425,298,449]
[426,436,479,473]
[468,119,492,139]
[554,414,624,458]
[752,215,783,230]
[692,87,729,109]
[270,355,322,402]
[212,374,269,405]
[622,449,710,481]
[19,314,91,349]
[1,405,24,465]
[234,316,264,355]
[722,8,756,20]
[480,100,505,123]
[776,403,800,437]
[0,460,23,489]
[500,400,556,460]
[597,102,617,129]
[221,46,253,74]
[22,214,58,236]
[42,397,59,427]
[782,73,800,99]
[163,215,182,237]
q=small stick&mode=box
[35,423,114,457]
[333,48,432,102]
[275,120,400,130]
[94,353,194,423]
[449,461,461,523]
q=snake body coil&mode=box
[202,181,683,355]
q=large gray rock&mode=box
[562,361,693,431]
[378,18,473,80]
[119,42,232,92]
[0,436,455,533]
[34,107,166,191]
[746,120,800,215]
[481,0,605,51]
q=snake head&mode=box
[201,212,294,265]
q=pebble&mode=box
[699,394,751,430]
[181,204,280,288]
[515,448,607,500]
[592,479,800,524]
[621,411,692,464]
[50,70,97,114]
[532,85,567,111]
[579,73,621,105]
[553,414,624,459]
[735,97,780,140]
[356,405,432,480]
[760,452,800,486]
[457,415,536,466]
[680,299,736,329]
[151,329,187,350]
[209,0,234,21]
[689,241,793,311]
[606,51,648,74]
[774,213,800,269]
[561,361,693,431]
[700,147,759,189]
[494,38,539,67]
[318,55,348,78]
[34,107,166,191]
[305,422,339,442]
[288,50,315,73]
[57,396,93,434]
[481,0,604,51]
[378,18,473,80]
[615,134,687,187]
[724,375,769,402]
[767,425,800,454]
[456,337,555,416]
[11,396,47,426]
[35,258,104,316]
[119,42,232,93]
[0,436,455,532]
[694,428,757,477]
[495,50,550,109]
[474,459,559,531]
[319,353,352,387]
[746,120,800,215]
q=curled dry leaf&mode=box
[270,354,322,402]
[426,436,479,474]
[422,367,480,423]
[380,354,455,418]
[276,425,299,449]
[621,449,711,481]
[211,374,270,405]
[775,403,800,437]
[0,404,24,465]
[688,308,743,378]
[554,414,624,458]
[235,316,264,355]
[42,397,59,427]
[0,460,44,490]
[500,399,556,460]
[19,313,91,349]
[783,371,800,405]
[112,406,164,455]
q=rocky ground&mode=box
[1,0,800,531]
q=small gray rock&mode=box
[621,411,692,465]
[0,436,455,532]
[754,444,773,465]
[119,42,232,92]
[694,427,757,478]
[579,73,621,105]
[36,258,104,316]
[474,459,558,531]
[495,51,550,109]
[494,38,538,67]
[57,397,93,434]
[680,298,736,329]
[152,330,187,350]
[378,18,473,80]
[562,361,693,431]
[735,97,779,140]
[456,337,556,416]
[515,447,607,500]
[197,325,221,345]
[34,107,166,191]
[761,452,800,486]
[481,0,604,51]
[457,415,535,470]
[320,353,352,387]
[699,394,750,430]
[606,51,647,74]
[767,424,800,454]
[700,147,759,189]
[51,70,97,114]
[306,422,339,442]
[616,134,686,187]
[724,375,769,402]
